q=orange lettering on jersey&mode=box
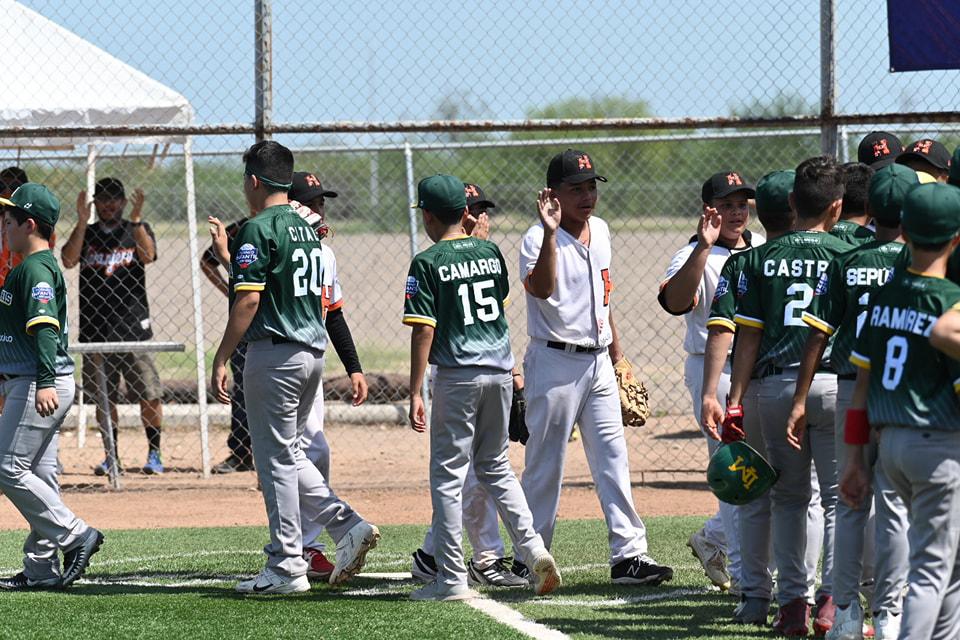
[601,268,612,306]
[727,173,743,186]
[873,139,891,157]
[464,185,480,198]
[321,285,332,313]
[305,174,321,187]
[578,155,592,170]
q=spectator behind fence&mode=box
[61,177,165,476]
[1,167,33,286]
[201,208,255,474]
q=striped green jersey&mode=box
[829,219,875,247]
[402,236,514,370]
[851,270,960,431]
[230,204,327,351]
[706,249,753,331]
[734,231,853,373]
[802,240,905,375]
[0,250,73,376]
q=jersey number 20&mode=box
[292,248,323,297]
[457,280,500,326]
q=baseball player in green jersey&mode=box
[211,141,378,594]
[0,183,103,590]
[788,165,918,640]
[702,170,799,625]
[725,156,854,636]
[829,163,875,247]
[842,183,960,640]
[404,174,560,601]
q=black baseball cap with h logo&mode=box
[547,149,608,187]
[701,171,756,203]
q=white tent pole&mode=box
[183,136,210,477]
[77,143,97,449]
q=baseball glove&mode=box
[614,357,650,427]
[509,386,529,445]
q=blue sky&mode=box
[16,1,960,131]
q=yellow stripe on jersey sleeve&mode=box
[802,312,835,336]
[706,317,736,331]
[849,351,870,370]
[234,282,266,292]
[402,314,437,328]
[954,377,960,394]
[734,313,764,329]
[25,315,60,334]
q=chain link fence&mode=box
[2,0,959,491]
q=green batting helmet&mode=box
[707,441,778,505]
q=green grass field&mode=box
[0,517,778,640]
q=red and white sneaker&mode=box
[304,547,335,581]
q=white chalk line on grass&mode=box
[534,587,712,607]
[467,597,571,640]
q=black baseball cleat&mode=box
[61,527,104,588]
[510,559,531,581]
[212,455,255,474]
[611,554,674,586]
[0,572,60,591]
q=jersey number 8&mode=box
[292,247,323,297]
[457,279,500,326]
[881,335,908,390]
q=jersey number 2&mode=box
[783,283,814,327]
[292,248,323,297]
[457,280,500,326]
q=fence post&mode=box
[77,144,98,449]
[254,0,273,142]
[820,0,838,157]
[183,136,211,477]
[403,144,430,424]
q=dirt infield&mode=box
[0,419,716,531]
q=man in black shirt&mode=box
[61,178,165,475]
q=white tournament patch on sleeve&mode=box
[405,276,419,298]
[31,282,54,304]
[235,243,259,269]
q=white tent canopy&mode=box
[0,0,193,148]
[0,1,210,481]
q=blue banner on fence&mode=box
[887,0,960,72]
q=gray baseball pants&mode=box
[0,375,88,581]
[879,426,960,640]
[758,369,837,605]
[736,380,826,601]
[244,339,364,578]
[430,366,546,590]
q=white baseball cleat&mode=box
[825,601,864,640]
[873,611,901,640]
[330,521,380,584]
[235,568,310,595]
[687,528,731,590]
[410,581,477,601]
[531,552,562,596]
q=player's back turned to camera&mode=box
[404,174,560,602]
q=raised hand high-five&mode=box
[537,188,561,232]
[697,206,723,248]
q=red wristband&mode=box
[844,408,870,445]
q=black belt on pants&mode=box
[545,341,605,354]
[837,373,857,381]
[0,374,13,383]
[751,364,833,380]
[272,336,292,345]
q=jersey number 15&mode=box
[457,280,500,326]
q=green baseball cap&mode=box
[755,170,795,215]
[901,182,960,245]
[707,441,778,506]
[949,146,960,188]
[0,182,60,226]
[868,164,920,224]
[412,174,467,213]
